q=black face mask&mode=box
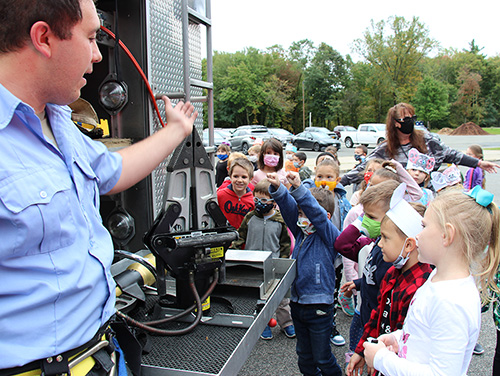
[395,116,415,135]
[255,201,274,215]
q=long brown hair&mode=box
[385,103,427,159]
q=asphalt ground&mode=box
[238,135,500,375]
[239,305,497,376]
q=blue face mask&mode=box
[217,153,228,161]
[293,161,301,169]
[393,238,410,269]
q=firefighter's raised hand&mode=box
[162,95,198,138]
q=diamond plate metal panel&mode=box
[147,0,204,217]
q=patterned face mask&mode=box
[297,217,315,236]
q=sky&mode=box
[210,0,500,61]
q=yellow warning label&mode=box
[202,296,210,311]
[210,246,224,259]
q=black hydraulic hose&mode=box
[117,269,218,335]
[114,249,157,280]
[144,269,219,326]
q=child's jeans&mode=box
[290,301,342,376]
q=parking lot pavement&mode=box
[239,305,497,375]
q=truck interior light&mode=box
[99,80,128,113]
[107,211,135,242]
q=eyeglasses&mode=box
[254,197,274,205]
[394,115,417,124]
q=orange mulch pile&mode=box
[450,122,491,135]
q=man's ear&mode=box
[30,21,53,58]
[326,212,331,220]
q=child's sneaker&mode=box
[338,292,355,317]
[260,325,273,340]
[330,327,346,346]
[473,343,485,355]
[283,324,296,338]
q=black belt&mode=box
[0,323,113,376]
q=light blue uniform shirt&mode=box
[0,83,122,368]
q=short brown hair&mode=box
[229,157,254,179]
[309,187,335,215]
[0,0,84,53]
[360,180,399,212]
[254,179,271,197]
[316,158,340,177]
[217,143,231,153]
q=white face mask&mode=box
[247,155,258,163]
[297,217,315,236]
[393,237,410,269]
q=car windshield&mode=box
[375,125,386,131]
[345,126,356,131]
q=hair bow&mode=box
[464,185,494,208]
[407,148,435,174]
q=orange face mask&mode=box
[315,180,338,191]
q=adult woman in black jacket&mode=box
[340,103,498,186]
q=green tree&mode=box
[453,67,483,124]
[413,76,450,128]
[304,43,349,127]
[354,16,438,107]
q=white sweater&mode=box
[373,269,480,376]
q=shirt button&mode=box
[40,191,47,198]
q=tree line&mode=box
[204,16,500,133]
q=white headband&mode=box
[385,183,423,238]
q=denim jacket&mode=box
[270,183,340,305]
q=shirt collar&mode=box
[0,83,27,130]
[0,83,72,130]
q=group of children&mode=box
[213,137,498,376]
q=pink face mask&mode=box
[264,154,280,167]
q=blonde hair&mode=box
[227,152,246,171]
[248,144,261,155]
[430,190,500,302]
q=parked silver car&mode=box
[227,125,271,154]
[268,128,294,145]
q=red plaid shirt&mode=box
[355,262,433,354]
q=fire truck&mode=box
[78,1,295,375]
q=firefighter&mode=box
[0,0,197,374]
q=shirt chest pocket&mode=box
[0,168,76,255]
[73,157,100,211]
